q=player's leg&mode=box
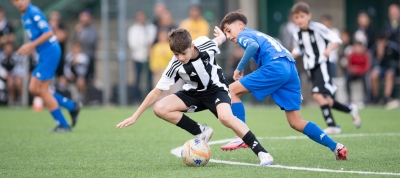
[285,110,347,160]
[229,81,249,123]
[153,92,211,141]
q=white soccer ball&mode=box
[181,138,211,166]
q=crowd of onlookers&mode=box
[0,2,399,108]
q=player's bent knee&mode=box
[153,102,168,118]
[218,114,234,127]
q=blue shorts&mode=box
[239,57,302,111]
[32,44,61,81]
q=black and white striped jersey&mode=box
[292,21,342,70]
[155,36,228,94]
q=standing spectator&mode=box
[152,2,167,28]
[74,9,98,81]
[179,5,209,40]
[49,11,68,80]
[59,42,89,103]
[0,6,15,50]
[0,42,24,104]
[150,30,173,88]
[279,13,296,51]
[338,30,353,74]
[154,10,176,44]
[370,33,400,104]
[383,4,400,44]
[345,41,370,104]
[354,12,376,50]
[127,11,156,103]
[321,14,340,78]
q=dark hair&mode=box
[220,11,247,32]
[321,14,332,21]
[376,32,387,40]
[291,2,310,14]
[168,28,192,53]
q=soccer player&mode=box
[12,0,81,132]
[116,28,274,166]
[219,11,348,160]
[290,2,361,134]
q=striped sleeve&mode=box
[155,57,182,90]
[310,22,342,44]
[194,36,220,54]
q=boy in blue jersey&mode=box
[219,11,348,160]
[12,0,81,132]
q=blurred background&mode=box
[0,0,399,109]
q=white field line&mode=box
[170,133,400,176]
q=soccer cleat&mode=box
[334,143,348,160]
[323,126,341,134]
[221,136,249,151]
[69,102,82,127]
[196,125,213,143]
[258,152,274,166]
[49,126,71,133]
[350,104,361,129]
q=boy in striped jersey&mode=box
[116,28,274,166]
[291,2,361,135]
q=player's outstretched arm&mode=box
[213,26,226,46]
[323,42,340,57]
[116,88,163,128]
[17,31,54,55]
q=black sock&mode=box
[321,104,337,127]
[242,131,267,155]
[176,114,202,135]
[332,100,351,113]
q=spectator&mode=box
[58,42,89,103]
[345,41,370,104]
[321,14,341,78]
[279,13,296,51]
[370,33,400,104]
[338,30,353,74]
[179,5,209,40]
[127,11,156,103]
[49,11,68,79]
[354,12,376,50]
[74,9,98,81]
[0,6,14,50]
[152,2,167,27]
[0,42,24,104]
[150,30,173,88]
[154,10,176,44]
[383,4,400,44]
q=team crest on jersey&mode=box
[203,58,209,66]
[243,39,249,47]
[238,37,243,44]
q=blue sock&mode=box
[302,122,337,151]
[50,108,70,128]
[53,92,75,112]
[232,102,246,123]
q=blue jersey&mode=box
[21,4,58,52]
[237,28,294,67]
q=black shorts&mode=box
[309,62,337,97]
[175,90,231,118]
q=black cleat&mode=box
[50,126,71,133]
[69,102,82,127]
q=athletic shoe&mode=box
[69,102,82,127]
[323,126,341,134]
[196,125,213,143]
[334,143,348,160]
[50,126,71,133]
[221,136,249,151]
[350,104,361,128]
[258,152,274,166]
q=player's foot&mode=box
[69,102,82,127]
[350,104,361,128]
[49,126,71,133]
[258,152,274,166]
[333,143,348,160]
[196,125,213,143]
[221,136,249,151]
[323,126,341,134]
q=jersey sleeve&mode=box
[155,58,181,90]
[194,36,220,55]
[30,7,51,33]
[312,22,342,44]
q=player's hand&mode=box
[17,42,34,55]
[116,116,138,128]
[214,26,225,38]
[323,49,331,57]
[233,69,244,81]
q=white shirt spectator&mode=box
[127,22,156,63]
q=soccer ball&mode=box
[181,138,211,166]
